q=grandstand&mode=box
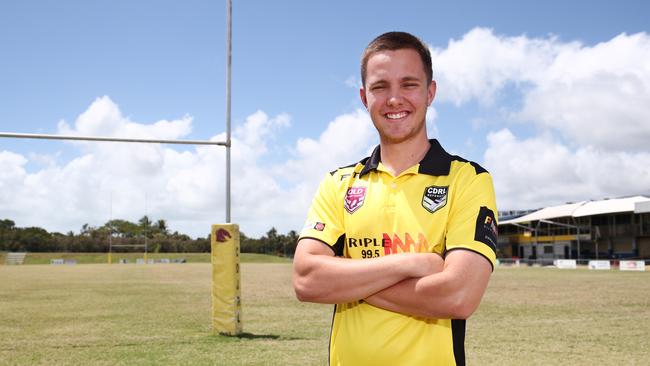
[498,195,650,263]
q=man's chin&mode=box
[377,128,425,145]
[379,133,416,145]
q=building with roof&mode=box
[497,196,650,263]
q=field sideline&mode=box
[1,260,649,365]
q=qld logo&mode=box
[344,186,367,214]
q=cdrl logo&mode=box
[422,185,448,214]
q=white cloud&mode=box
[484,129,650,210]
[283,109,376,182]
[519,32,650,151]
[430,28,650,209]
[58,96,193,141]
[0,98,381,238]
[432,28,650,151]
[426,106,438,137]
[431,28,571,106]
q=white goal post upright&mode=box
[210,0,242,336]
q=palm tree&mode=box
[156,219,169,236]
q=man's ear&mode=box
[360,87,368,109]
[427,80,437,106]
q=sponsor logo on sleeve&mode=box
[344,186,367,214]
[422,186,448,214]
[303,221,327,232]
[474,206,498,253]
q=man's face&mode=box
[360,49,436,145]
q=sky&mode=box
[1,0,649,238]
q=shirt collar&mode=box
[359,139,453,177]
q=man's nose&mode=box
[386,91,403,106]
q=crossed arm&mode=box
[292,238,492,319]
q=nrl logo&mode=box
[344,186,367,214]
[422,185,448,214]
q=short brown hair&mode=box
[361,31,433,86]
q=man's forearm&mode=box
[294,252,436,304]
[364,272,461,319]
[293,239,443,304]
[364,250,492,319]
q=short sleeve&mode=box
[299,173,345,250]
[445,168,498,268]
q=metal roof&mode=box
[636,200,650,214]
[573,196,650,217]
[499,196,650,225]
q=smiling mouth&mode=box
[385,111,409,120]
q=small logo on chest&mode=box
[344,186,367,214]
[422,185,448,213]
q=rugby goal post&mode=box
[0,0,238,335]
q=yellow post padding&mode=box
[211,224,242,335]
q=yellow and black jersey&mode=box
[299,139,497,366]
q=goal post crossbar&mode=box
[0,132,228,146]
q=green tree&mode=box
[0,219,16,251]
[155,219,168,236]
[17,227,54,252]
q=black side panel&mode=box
[451,319,466,366]
[332,234,345,257]
[328,304,337,366]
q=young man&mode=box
[293,32,498,366]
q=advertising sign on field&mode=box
[554,259,577,269]
[619,260,646,271]
[588,260,611,270]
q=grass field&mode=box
[1,261,649,365]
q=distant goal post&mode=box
[108,244,148,264]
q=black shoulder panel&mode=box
[329,158,367,176]
[449,155,488,175]
[469,161,488,175]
